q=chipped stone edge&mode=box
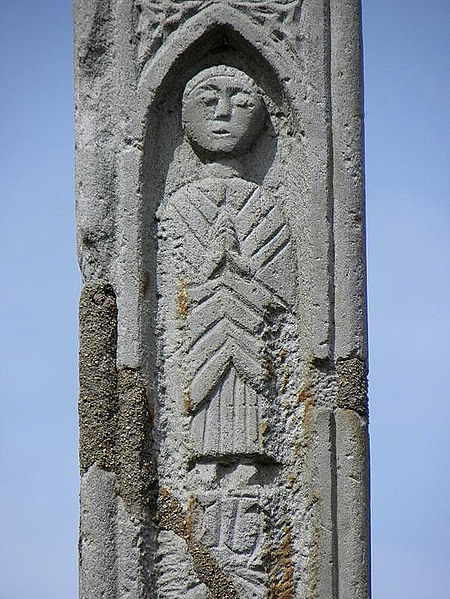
[336,356,368,417]
[330,1,371,596]
[78,283,157,598]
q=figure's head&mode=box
[182,66,266,157]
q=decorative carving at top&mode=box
[134,0,304,67]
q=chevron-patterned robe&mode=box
[162,175,296,459]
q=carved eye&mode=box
[233,93,255,109]
[198,93,218,107]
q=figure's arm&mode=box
[200,211,235,278]
[205,210,258,279]
[199,236,226,279]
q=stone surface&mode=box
[79,283,117,474]
[75,1,370,597]
[335,408,371,599]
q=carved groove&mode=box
[164,174,296,462]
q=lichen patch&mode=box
[336,357,368,416]
[266,527,295,599]
[177,280,190,317]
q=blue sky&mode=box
[0,1,449,597]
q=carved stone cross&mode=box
[75,1,370,597]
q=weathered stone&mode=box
[116,367,156,515]
[335,408,371,599]
[75,1,370,596]
[79,465,117,599]
[78,283,117,474]
[336,356,368,416]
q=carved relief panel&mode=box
[155,64,302,597]
[135,1,304,66]
[76,1,369,596]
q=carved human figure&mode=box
[161,65,296,460]
[157,65,297,598]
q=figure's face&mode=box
[183,75,265,156]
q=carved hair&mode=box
[183,65,263,102]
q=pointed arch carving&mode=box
[135,0,304,66]
[138,13,305,593]
[135,3,304,132]
[135,3,310,233]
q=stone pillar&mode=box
[75,2,370,598]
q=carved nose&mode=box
[214,96,232,119]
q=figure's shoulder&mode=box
[225,176,258,195]
[157,181,202,220]
[168,179,204,200]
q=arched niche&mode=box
[136,9,309,382]
[132,14,310,595]
[139,8,304,190]
[137,5,302,115]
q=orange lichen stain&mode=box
[297,383,314,404]
[302,393,315,420]
[294,382,316,460]
[275,347,287,364]
[183,387,192,414]
[281,366,292,392]
[177,280,190,317]
[259,419,270,437]
[159,486,170,498]
[267,527,295,599]
[296,352,315,404]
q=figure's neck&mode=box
[200,157,247,179]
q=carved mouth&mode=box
[212,128,232,136]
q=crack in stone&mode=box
[158,488,240,599]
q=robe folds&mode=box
[160,174,296,460]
